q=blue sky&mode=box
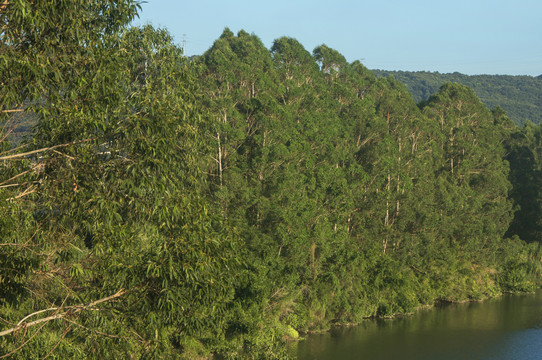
[134,0,541,76]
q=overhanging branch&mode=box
[0,289,127,337]
[0,137,97,161]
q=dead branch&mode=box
[0,289,127,337]
[0,316,51,359]
[0,183,22,189]
[0,128,12,143]
[0,166,36,186]
[6,184,36,200]
[0,137,97,161]
[0,142,29,157]
[52,149,75,160]
[0,180,39,189]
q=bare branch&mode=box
[0,183,22,189]
[0,181,39,189]
[0,128,12,143]
[6,184,36,200]
[0,316,51,359]
[52,149,75,160]
[0,289,127,337]
[0,142,30,157]
[0,137,97,161]
[0,166,36,186]
[0,313,66,338]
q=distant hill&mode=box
[371,70,542,126]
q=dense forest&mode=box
[372,70,542,126]
[1,2,541,359]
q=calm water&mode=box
[295,290,542,360]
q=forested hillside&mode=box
[372,70,542,126]
[1,2,541,359]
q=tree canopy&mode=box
[1,5,541,358]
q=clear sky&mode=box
[134,0,542,76]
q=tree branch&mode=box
[0,316,51,359]
[40,322,73,360]
[0,289,127,337]
[0,166,36,186]
[0,137,97,161]
[7,184,36,200]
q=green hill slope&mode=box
[372,70,542,126]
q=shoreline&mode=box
[294,288,541,339]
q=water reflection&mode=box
[296,290,542,360]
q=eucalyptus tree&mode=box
[3,6,539,355]
[504,120,542,243]
[349,76,428,256]
[422,83,514,253]
[418,84,515,300]
[0,0,140,115]
[495,114,542,292]
[200,29,279,192]
[1,1,243,356]
[0,0,139,314]
[313,44,347,79]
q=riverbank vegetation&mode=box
[1,2,541,358]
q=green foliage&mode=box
[505,122,542,242]
[1,3,242,358]
[1,6,541,357]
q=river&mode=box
[294,289,542,360]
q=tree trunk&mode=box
[310,241,317,280]
[217,132,223,188]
